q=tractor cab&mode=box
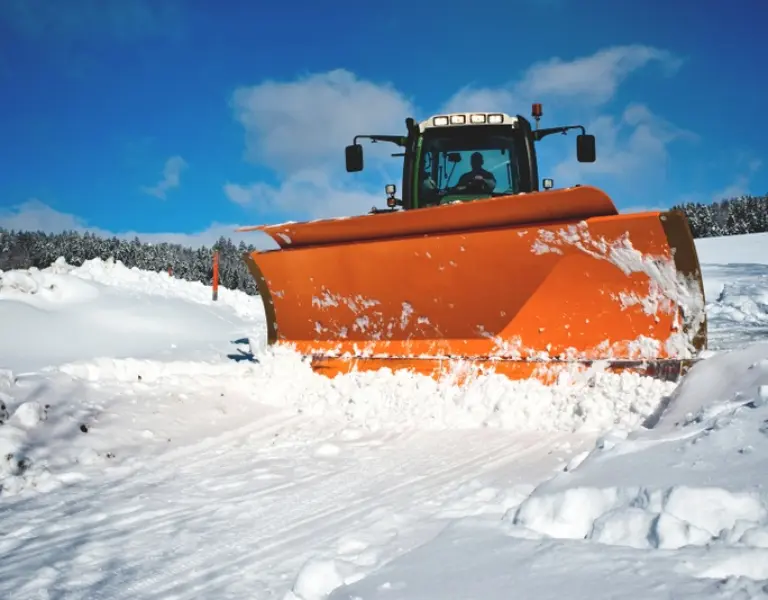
[416,113,529,208]
[344,105,596,212]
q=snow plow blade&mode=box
[239,186,707,384]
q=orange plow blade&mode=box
[240,186,707,384]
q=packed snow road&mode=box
[0,233,767,600]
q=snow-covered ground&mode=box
[696,232,768,351]
[0,232,766,599]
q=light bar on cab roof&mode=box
[428,112,512,129]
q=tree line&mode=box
[1,192,766,294]
[671,193,768,239]
[0,230,261,295]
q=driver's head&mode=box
[470,152,483,170]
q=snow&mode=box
[0,232,767,599]
[337,342,768,599]
[695,231,768,266]
[0,257,262,373]
[695,233,768,351]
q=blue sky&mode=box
[0,0,765,247]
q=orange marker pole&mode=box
[212,250,219,301]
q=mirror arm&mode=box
[532,125,586,141]
[353,134,407,147]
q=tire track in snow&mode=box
[13,370,307,490]
[0,381,326,576]
[100,432,573,600]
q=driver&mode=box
[457,152,496,192]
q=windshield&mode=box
[418,125,523,206]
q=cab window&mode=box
[418,128,522,206]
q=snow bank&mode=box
[698,260,768,352]
[511,485,768,551]
[330,342,768,599]
[0,370,92,496]
[0,267,101,304]
[57,347,677,434]
[697,234,768,354]
[0,363,282,498]
[1,256,264,319]
[506,343,768,547]
[328,517,768,600]
[0,258,265,372]
[708,275,768,326]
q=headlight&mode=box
[470,114,486,123]
[433,116,449,126]
[488,114,504,124]
[450,114,466,124]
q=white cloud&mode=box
[619,204,671,214]
[518,45,682,104]
[440,87,516,116]
[227,69,412,219]
[711,178,749,202]
[710,158,762,201]
[224,169,388,220]
[231,69,415,174]
[548,103,697,185]
[0,199,110,236]
[442,44,683,113]
[141,155,187,199]
[225,45,693,221]
[223,182,260,208]
[0,199,257,249]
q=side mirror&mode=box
[576,134,596,163]
[345,144,364,172]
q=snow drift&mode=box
[508,344,768,551]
